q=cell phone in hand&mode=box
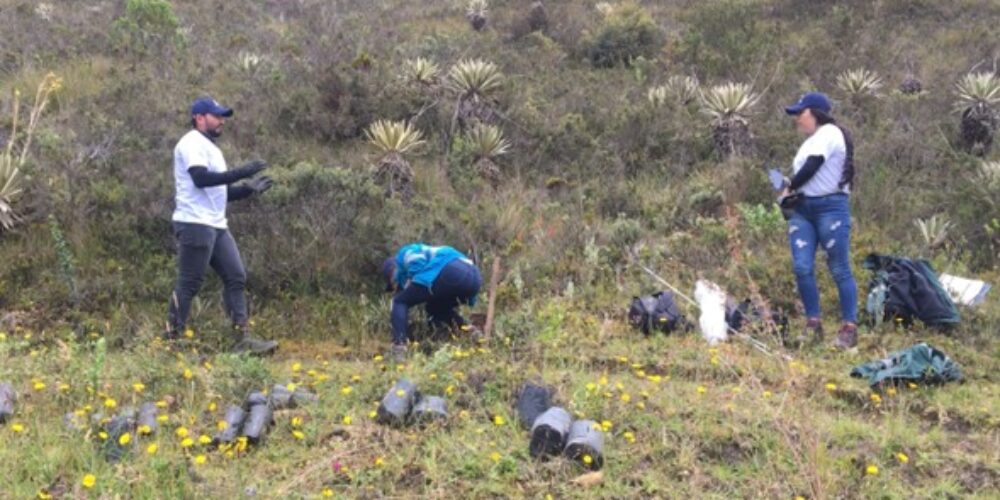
[767,169,786,192]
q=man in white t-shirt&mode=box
[167,96,278,355]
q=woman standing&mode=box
[782,92,859,349]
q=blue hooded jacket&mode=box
[394,243,473,291]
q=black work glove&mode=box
[247,175,273,195]
[238,159,268,177]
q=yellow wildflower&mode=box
[81,474,96,489]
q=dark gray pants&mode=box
[168,221,248,332]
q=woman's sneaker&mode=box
[834,323,858,349]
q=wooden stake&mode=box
[483,257,502,338]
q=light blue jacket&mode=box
[394,243,472,290]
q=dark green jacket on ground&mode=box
[850,342,963,387]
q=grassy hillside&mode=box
[1,0,999,498]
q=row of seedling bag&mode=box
[375,379,605,470]
[4,378,604,469]
[56,383,316,462]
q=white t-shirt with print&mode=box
[792,123,849,197]
[172,129,229,229]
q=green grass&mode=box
[1,301,998,498]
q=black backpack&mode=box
[862,254,960,328]
[628,291,688,335]
[725,298,789,338]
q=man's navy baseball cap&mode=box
[190,96,233,117]
[785,92,831,115]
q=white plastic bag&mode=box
[694,280,728,345]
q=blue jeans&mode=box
[391,260,482,344]
[787,194,858,323]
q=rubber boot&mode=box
[230,325,278,356]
